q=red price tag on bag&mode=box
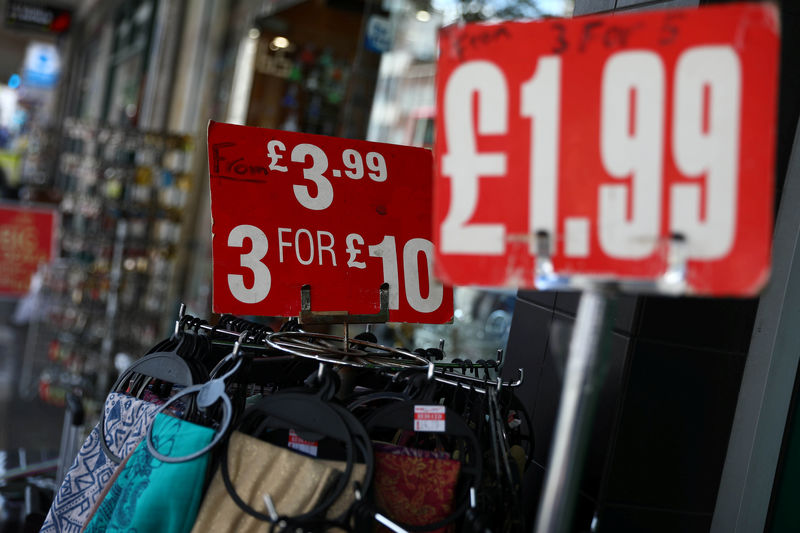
[288,429,319,456]
[209,121,453,323]
[433,3,779,296]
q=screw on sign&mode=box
[433,3,779,296]
[208,121,454,324]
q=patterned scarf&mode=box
[40,392,160,533]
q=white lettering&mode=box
[317,231,336,266]
[278,227,292,262]
[295,229,314,265]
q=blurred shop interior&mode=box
[2,0,800,533]
[0,0,573,438]
[0,0,569,528]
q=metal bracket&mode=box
[299,283,390,325]
[534,231,688,294]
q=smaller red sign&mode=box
[5,1,71,34]
[0,203,58,296]
[209,121,453,323]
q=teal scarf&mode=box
[84,413,215,533]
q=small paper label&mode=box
[288,429,319,456]
[414,405,446,432]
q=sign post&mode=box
[536,285,614,533]
[433,3,779,532]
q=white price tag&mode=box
[414,405,446,432]
[288,429,319,456]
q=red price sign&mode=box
[209,121,453,323]
[433,3,779,295]
[0,203,58,296]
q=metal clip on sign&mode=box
[299,282,390,325]
[534,231,689,294]
[533,231,689,533]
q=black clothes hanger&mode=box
[129,319,221,422]
[99,325,205,464]
[344,367,427,416]
[126,316,214,397]
[481,382,527,532]
[220,372,362,528]
[114,351,195,392]
[500,387,534,472]
[101,309,532,531]
[361,386,484,532]
[143,332,251,463]
[271,369,377,527]
[353,330,378,344]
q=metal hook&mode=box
[174,302,186,336]
[375,513,409,533]
[477,359,489,381]
[262,493,280,522]
[511,367,524,387]
[534,230,571,290]
[535,230,554,276]
[660,232,688,292]
[232,330,248,358]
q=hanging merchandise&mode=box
[42,120,530,531]
[40,393,160,532]
[42,311,531,532]
[83,414,215,533]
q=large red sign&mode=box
[434,3,779,295]
[0,203,58,296]
[209,121,453,323]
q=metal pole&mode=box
[534,285,615,533]
[18,299,41,399]
[99,219,127,393]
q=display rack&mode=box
[20,119,195,405]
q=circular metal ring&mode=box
[265,331,431,371]
[145,382,232,463]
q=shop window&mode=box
[104,0,156,127]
